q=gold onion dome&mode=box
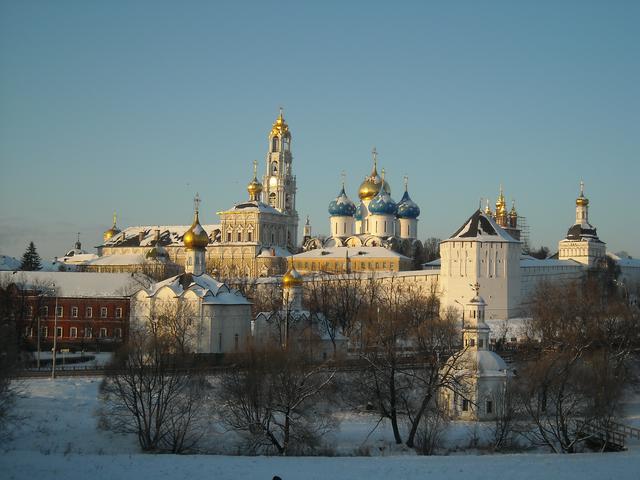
[270,109,290,138]
[283,263,303,288]
[103,212,121,241]
[358,148,390,201]
[183,195,209,249]
[495,186,507,215]
[247,160,263,198]
[576,181,589,206]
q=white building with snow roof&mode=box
[130,200,253,354]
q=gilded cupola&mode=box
[183,194,209,250]
[282,261,303,287]
[495,185,507,217]
[576,180,589,207]
[358,147,390,201]
[247,160,263,201]
[270,108,290,138]
[103,212,121,242]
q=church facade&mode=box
[91,111,300,278]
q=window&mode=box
[234,334,239,351]
[486,400,493,414]
[478,339,484,348]
[218,332,223,352]
[42,326,48,338]
[86,307,92,318]
[25,326,33,337]
[56,306,63,318]
[237,232,242,242]
[114,328,122,339]
[469,339,475,347]
[70,327,77,338]
[71,307,78,318]
[99,328,107,338]
[41,306,48,317]
[269,192,276,208]
[247,231,252,242]
[227,232,232,242]
[85,327,92,338]
[27,306,33,317]
[272,138,279,152]
[462,399,469,412]
[56,327,63,338]
[115,307,122,319]
[100,307,108,318]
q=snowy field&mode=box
[2,377,640,480]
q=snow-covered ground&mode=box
[2,377,640,480]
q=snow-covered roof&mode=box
[257,246,293,258]
[293,246,410,260]
[101,224,221,248]
[520,255,583,268]
[59,252,99,265]
[87,254,147,266]
[564,221,602,243]
[608,252,640,268]
[444,210,519,243]
[219,200,284,215]
[0,255,21,271]
[141,273,250,305]
[2,271,151,297]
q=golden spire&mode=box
[495,185,507,216]
[484,198,493,216]
[371,146,378,176]
[404,175,409,192]
[112,211,117,228]
[103,210,121,242]
[576,180,589,206]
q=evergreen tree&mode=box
[20,242,42,271]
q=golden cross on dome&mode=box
[580,179,585,196]
[471,282,480,296]
[193,193,201,214]
[372,147,378,167]
[381,167,386,182]
[112,211,117,227]
[404,175,409,191]
[253,160,258,178]
[341,170,346,188]
[77,232,81,243]
[279,106,284,118]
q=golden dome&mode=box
[103,212,121,242]
[270,109,290,138]
[576,180,589,207]
[358,149,390,201]
[509,201,518,217]
[183,196,209,249]
[247,160,263,200]
[282,263,303,287]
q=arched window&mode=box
[271,161,278,174]
[269,192,276,207]
[272,136,279,152]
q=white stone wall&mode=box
[440,240,521,320]
[203,304,252,354]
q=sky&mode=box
[1,0,638,261]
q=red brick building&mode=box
[3,271,148,351]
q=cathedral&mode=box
[295,148,422,274]
[90,111,300,278]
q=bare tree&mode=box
[100,312,207,453]
[218,345,336,455]
[307,275,364,355]
[516,279,638,453]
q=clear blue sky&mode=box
[1,0,638,260]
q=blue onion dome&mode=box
[368,188,397,216]
[354,201,365,221]
[396,190,420,219]
[328,186,357,217]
